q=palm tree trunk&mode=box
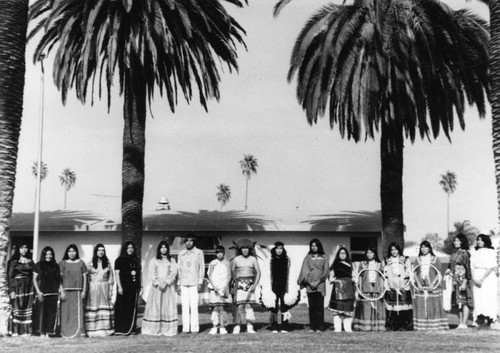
[64,188,67,209]
[446,193,450,238]
[121,74,146,259]
[490,0,500,229]
[245,177,249,210]
[380,121,405,251]
[0,0,28,335]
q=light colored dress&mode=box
[142,258,178,336]
[471,248,498,320]
[412,255,448,330]
[84,261,114,336]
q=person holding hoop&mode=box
[383,242,413,331]
[352,247,386,331]
[328,246,355,332]
[412,241,448,330]
[470,234,500,329]
[446,233,473,329]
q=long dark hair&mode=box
[385,242,403,259]
[156,240,171,260]
[92,244,109,269]
[119,241,138,258]
[308,238,325,255]
[62,244,80,260]
[364,246,381,263]
[11,243,32,261]
[39,246,56,265]
[476,234,494,250]
[454,233,469,251]
[330,246,351,270]
[271,241,287,258]
[418,240,435,257]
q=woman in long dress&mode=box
[32,246,60,337]
[8,243,34,336]
[470,234,500,329]
[412,241,448,330]
[446,233,473,329]
[353,247,386,331]
[142,240,178,336]
[383,242,413,331]
[114,241,142,335]
[328,246,355,332]
[84,244,114,337]
[59,244,87,338]
[297,239,329,332]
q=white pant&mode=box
[181,285,199,332]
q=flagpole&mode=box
[33,54,45,262]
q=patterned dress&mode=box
[9,257,34,335]
[328,262,355,316]
[353,260,386,331]
[142,258,178,336]
[412,255,448,330]
[384,255,413,331]
[84,261,114,336]
[448,249,473,309]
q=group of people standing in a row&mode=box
[298,234,500,333]
[6,233,500,338]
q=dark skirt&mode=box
[11,277,34,335]
[328,278,355,316]
[32,294,59,335]
[386,309,413,331]
[114,286,139,335]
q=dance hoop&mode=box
[355,268,386,301]
[410,263,442,292]
[383,261,411,291]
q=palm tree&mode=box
[216,183,232,210]
[31,161,48,181]
[59,168,77,209]
[239,154,258,210]
[276,0,489,249]
[442,220,480,254]
[439,171,458,238]
[29,0,246,257]
[0,0,29,336]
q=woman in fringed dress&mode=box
[142,241,178,336]
[84,244,114,337]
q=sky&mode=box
[13,0,495,242]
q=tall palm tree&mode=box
[0,0,29,336]
[276,0,489,249]
[59,168,77,209]
[240,154,258,210]
[439,170,457,238]
[216,183,232,209]
[29,0,246,257]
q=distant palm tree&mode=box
[32,161,48,181]
[240,155,258,210]
[216,184,232,210]
[439,171,457,237]
[59,168,76,209]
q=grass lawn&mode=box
[2,305,499,353]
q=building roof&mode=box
[11,209,382,233]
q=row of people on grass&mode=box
[7,233,499,337]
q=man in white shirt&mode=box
[177,233,205,333]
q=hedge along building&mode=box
[9,209,382,305]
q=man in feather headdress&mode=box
[230,239,261,334]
